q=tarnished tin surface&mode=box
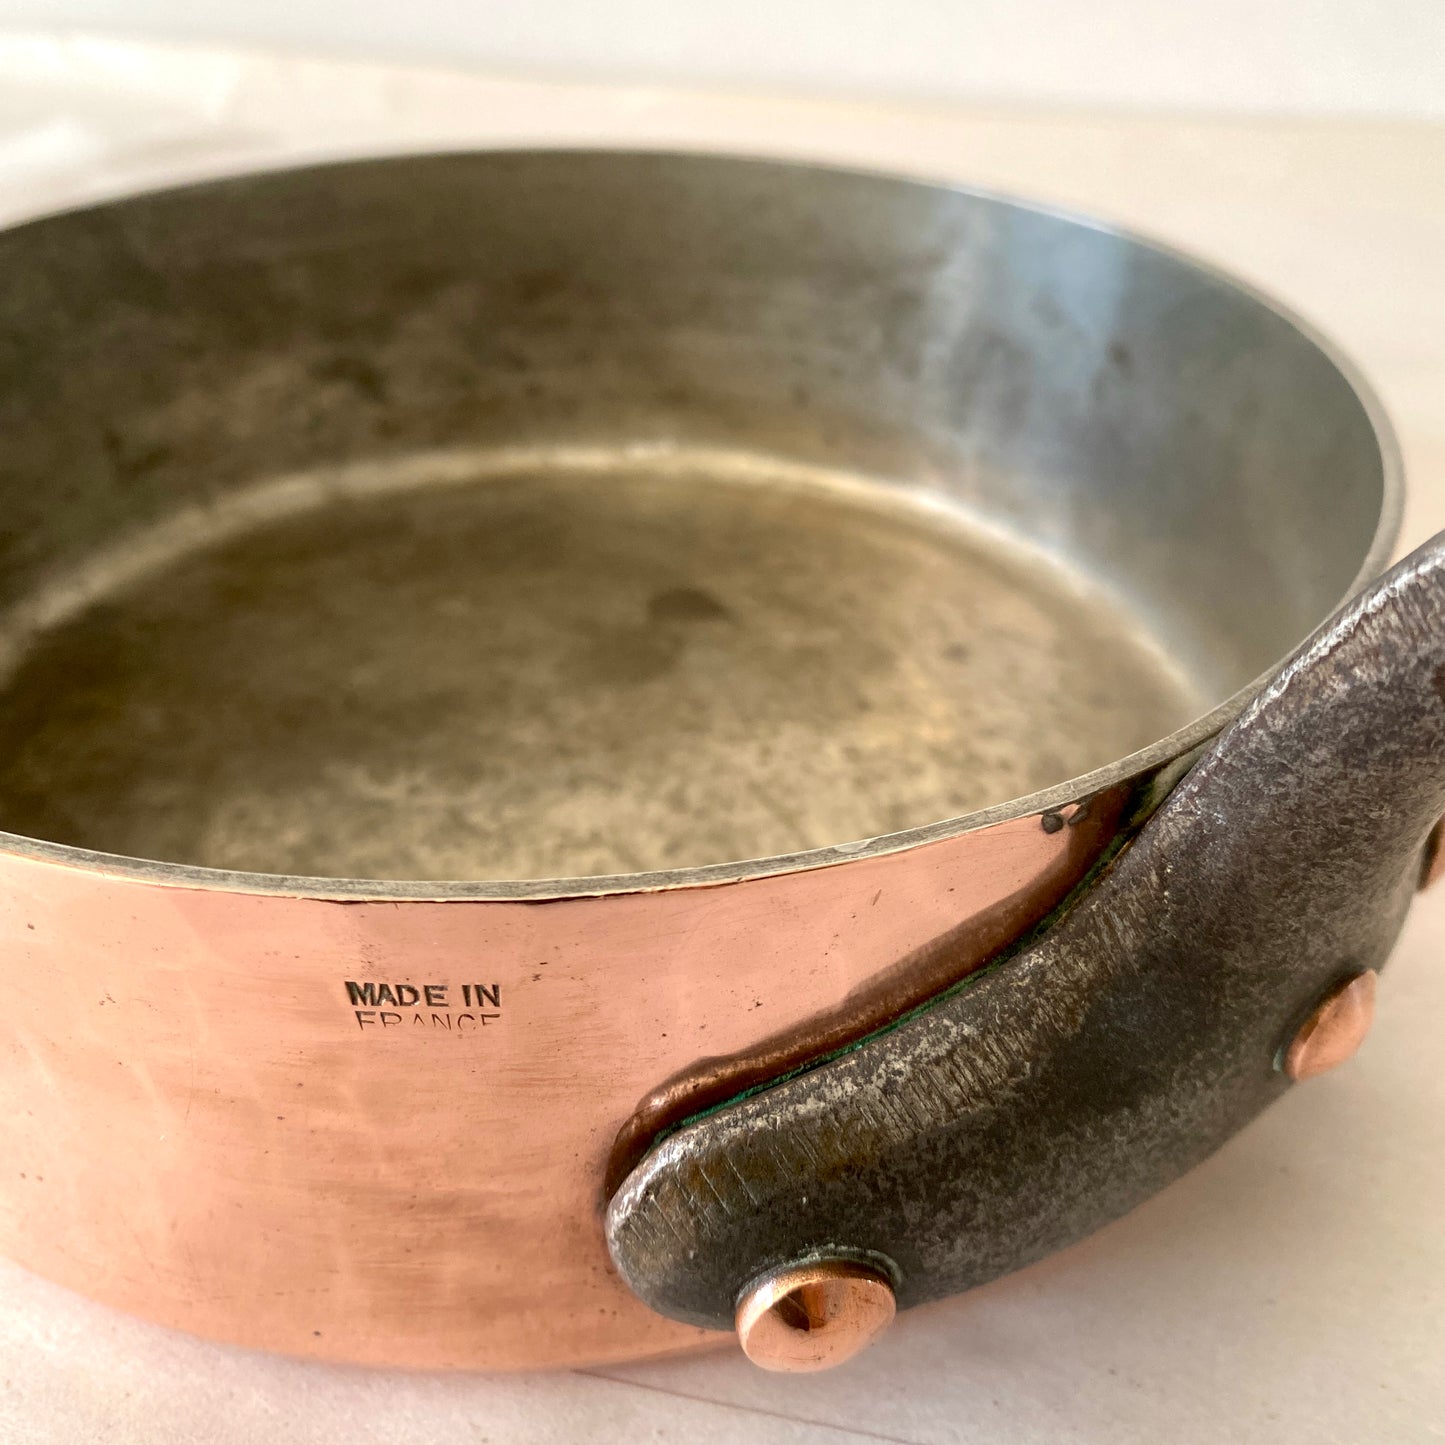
[607,532,1445,1331]
[0,150,1397,897]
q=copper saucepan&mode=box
[0,150,1422,1371]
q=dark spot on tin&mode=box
[101,426,173,483]
[513,268,567,305]
[648,587,732,625]
[1107,341,1132,371]
[314,355,388,404]
[1032,294,1066,328]
[944,642,971,663]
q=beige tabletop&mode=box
[0,33,1441,1445]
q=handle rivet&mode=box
[735,1260,895,1372]
[1421,817,1445,890]
[1284,971,1377,1081]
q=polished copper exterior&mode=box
[606,789,1130,1190]
[0,810,1103,1369]
[735,1261,896,1372]
[1285,971,1377,1082]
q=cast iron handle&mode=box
[606,530,1445,1338]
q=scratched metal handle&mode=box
[605,530,1445,1335]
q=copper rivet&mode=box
[1422,818,1445,890]
[1285,971,1378,1082]
[735,1260,896,1372]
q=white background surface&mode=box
[0,31,1442,1445]
[0,2,1444,117]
